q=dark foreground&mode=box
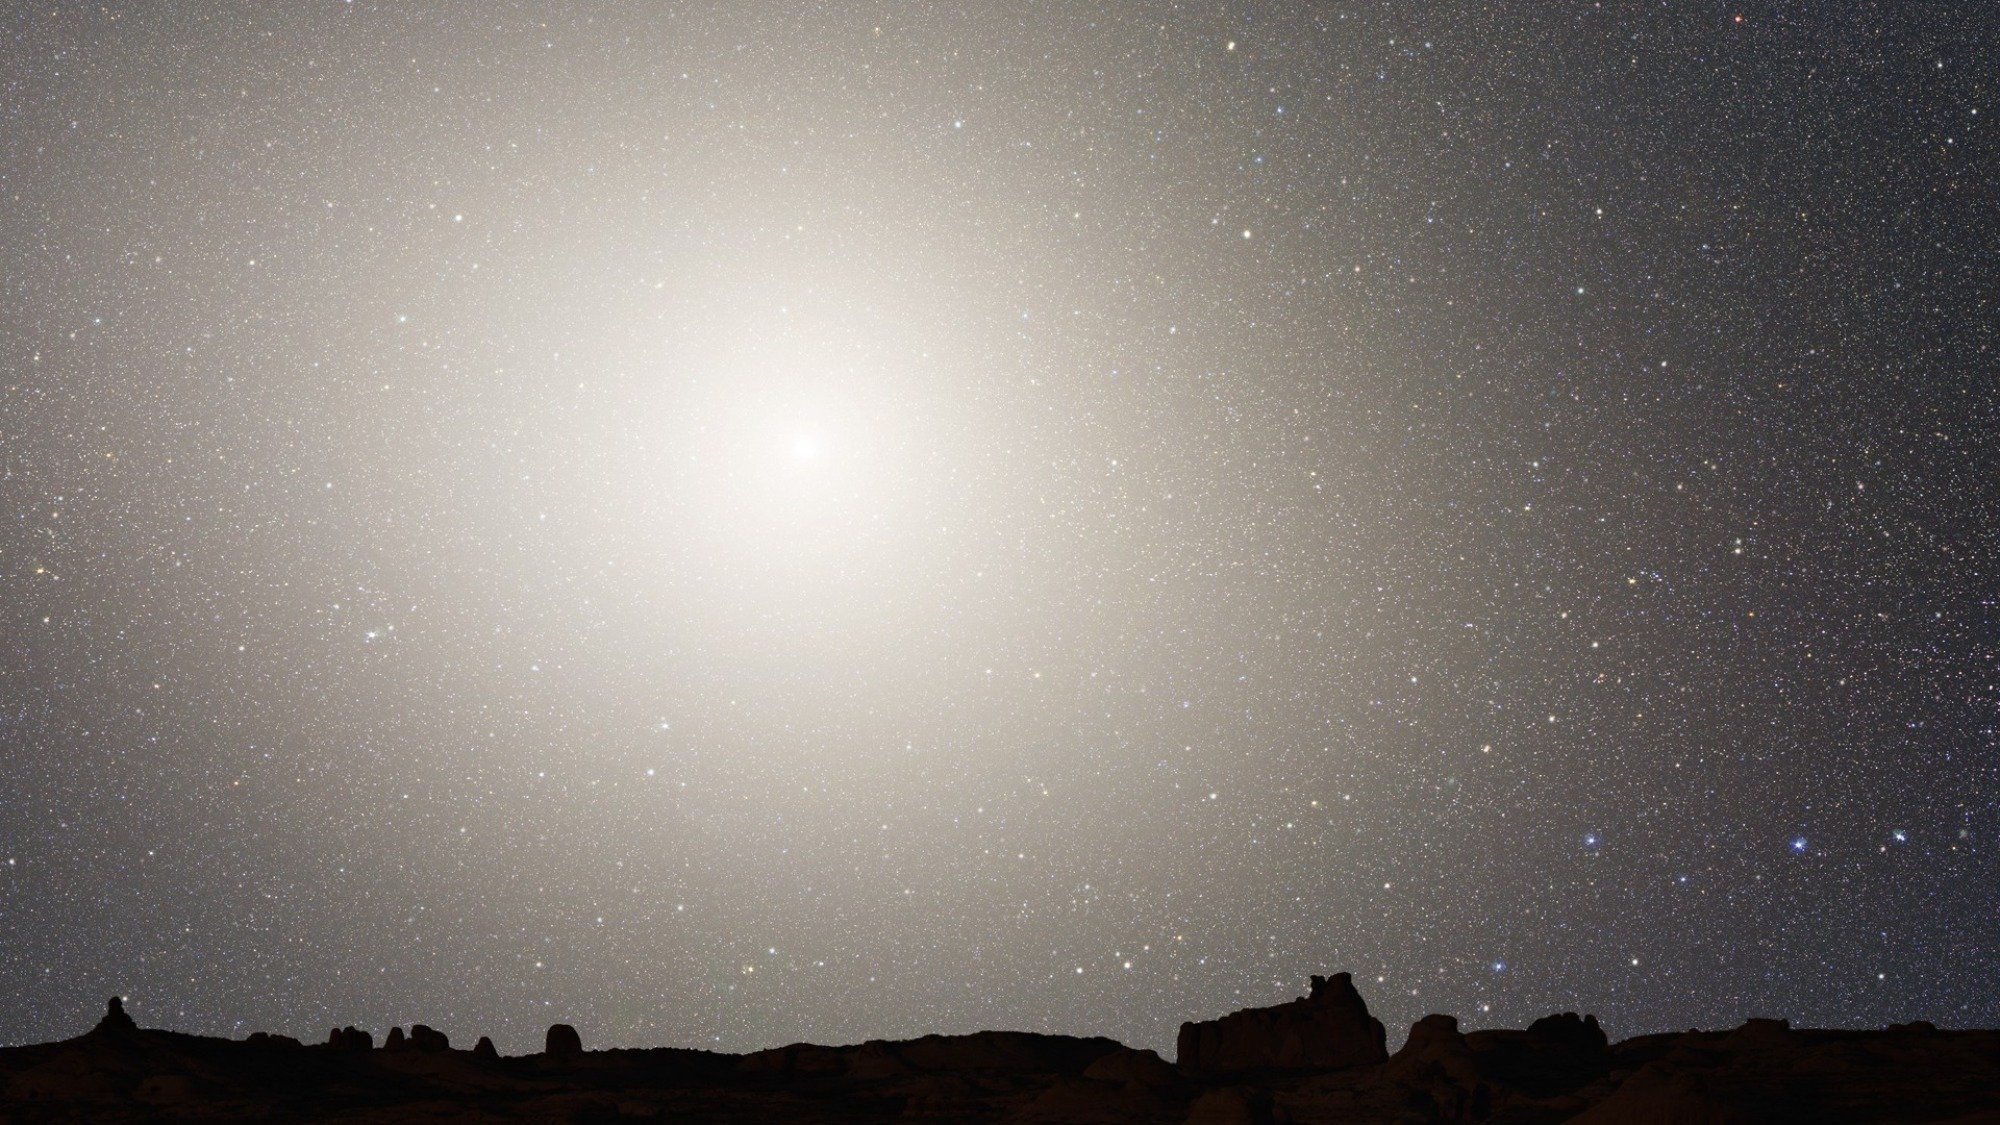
[5,975,1998,1123]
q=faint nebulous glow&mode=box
[0,0,1987,1064]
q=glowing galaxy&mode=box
[1,3,1995,1056]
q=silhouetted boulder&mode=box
[473,1035,499,1061]
[90,996,138,1037]
[1723,1016,1793,1048]
[1459,1010,1611,1101]
[545,1022,583,1058]
[1383,1014,1493,1121]
[326,1026,373,1051]
[1394,1013,1467,1062]
[383,1026,407,1051]
[1177,972,1388,1072]
[1525,1011,1607,1053]
[408,1024,450,1052]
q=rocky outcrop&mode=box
[326,1026,373,1051]
[1177,973,1388,1072]
[1374,1009,1611,1121]
[544,1023,583,1058]
[1523,1011,1606,1052]
[1459,1010,1609,1101]
[407,1024,450,1052]
[7,985,2000,1122]
[89,998,137,1038]
[1386,1015,1480,1079]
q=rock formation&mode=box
[1080,1046,1177,1085]
[1177,972,1388,1072]
[325,1026,372,1051]
[407,1024,450,1052]
[544,1022,583,1058]
[6,979,2000,1122]
[89,997,137,1038]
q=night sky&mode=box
[3,2,1997,1057]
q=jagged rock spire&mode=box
[90,997,138,1037]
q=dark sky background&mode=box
[2,2,1996,1057]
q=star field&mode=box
[2,2,1997,1056]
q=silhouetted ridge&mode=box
[6,978,1999,1122]
[1177,970,1388,1072]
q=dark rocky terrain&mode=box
[5,977,1999,1123]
